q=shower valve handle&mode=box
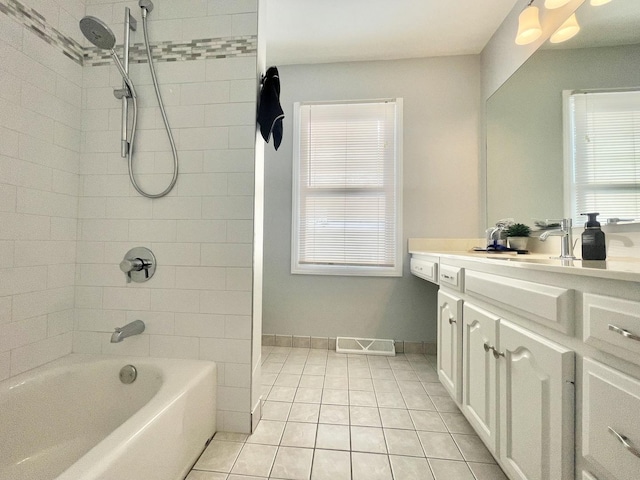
[120,258,148,273]
[120,258,150,283]
[119,247,156,284]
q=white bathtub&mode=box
[0,354,217,480]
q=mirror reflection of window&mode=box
[564,89,640,225]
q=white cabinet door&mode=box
[437,289,463,403]
[499,320,575,480]
[462,303,499,454]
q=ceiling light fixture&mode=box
[550,13,580,43]
[544,0,571,9]
[516,1,543,45]
[590,0,612,6]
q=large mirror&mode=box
[486,0,640,228]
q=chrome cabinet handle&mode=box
[441,274,454,280]
[608,324,640,343]
[482,342,505,359]
[608,426,640,459]
[448,317,456,325]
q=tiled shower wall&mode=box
[0,0,260,433]
[0,0,83,380]
[75,0,258,432]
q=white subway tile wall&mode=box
[77,0,258,433]
[0,0,258,433]
[0,0,83,379]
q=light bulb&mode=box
[550,13,580,43]
[545,0,571,9]
[516,6,543,45]
[590,0,612,5]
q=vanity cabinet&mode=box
[410,247,640,480]
[437,290,463,403]
[462,303,575,480]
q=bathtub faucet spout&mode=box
[111,319,145,343]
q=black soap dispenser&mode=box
[581,212,606,260]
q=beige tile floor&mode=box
[186,346,509,480]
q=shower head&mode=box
[79,15,136,99]
[79,16,116,50]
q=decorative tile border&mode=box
[0,0,257,67]
[84,36,258,67]
[0,0,84,64]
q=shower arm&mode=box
[120,8,137,158]
[111,52,137,99]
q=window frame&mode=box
[291,98,404,277]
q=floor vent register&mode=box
[335,337,396,356]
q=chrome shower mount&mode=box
[79,0,179,198]
[119,8,136,158]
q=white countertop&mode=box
[408,239,640,283]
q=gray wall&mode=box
[263,56,480,342]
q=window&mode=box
[565,89,640,225]
[292,99,403,276]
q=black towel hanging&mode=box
[257,66,284,150]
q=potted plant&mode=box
[505,223,531,250]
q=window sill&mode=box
[291,264,403,277]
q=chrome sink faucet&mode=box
[539,218,576,259]
[111,319,145,343]
[486,226,503,247]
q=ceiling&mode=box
[266,0,520,66]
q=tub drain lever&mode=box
[119,364,138,384]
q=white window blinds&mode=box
[292,99,403,276]
[567,90,640,224]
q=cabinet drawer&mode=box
[465,270,574,334]
[439,264,463,292]
[583,358,640,480]
[584,293,640,362]
[410,256,438,283]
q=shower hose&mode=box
[127,10,178,198]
